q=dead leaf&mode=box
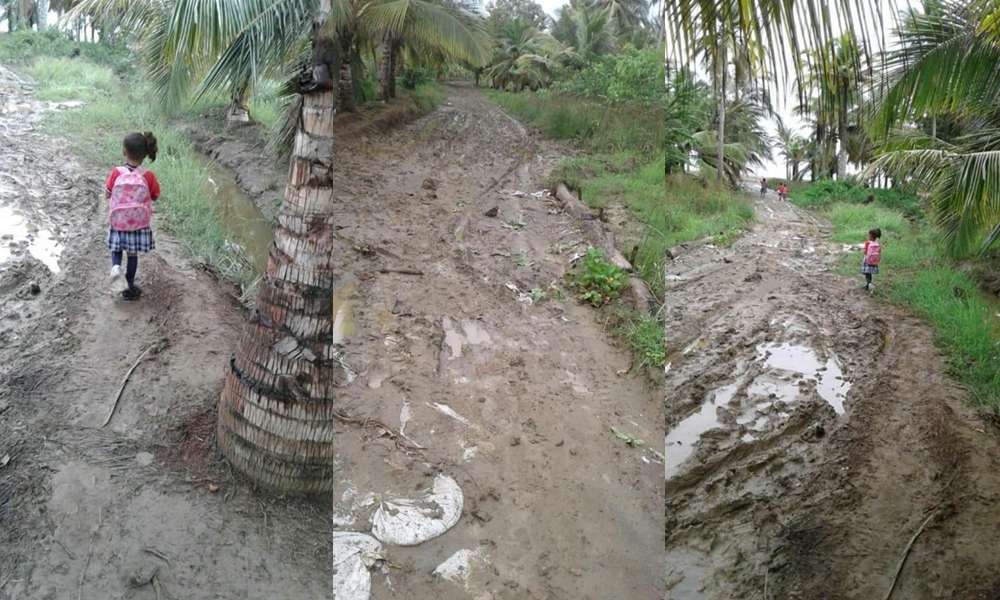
[208,483,220,493]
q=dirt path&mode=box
[2,72,662,599]
[0,65,330,599]
[664,187,1000,598]
[316,86,663,598]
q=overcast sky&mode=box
[753,0,917,178]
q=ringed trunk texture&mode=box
[216,88,344,494]
[715,38,727,184]
[378,41,392,101]
[338,60,356,112]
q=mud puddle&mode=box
[206,164,273,272]
[666,189,1000,598]
[0,202,63,272]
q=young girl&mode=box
[861,227,882,291]
[106,132,160,300]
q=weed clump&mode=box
[570,248,628,307]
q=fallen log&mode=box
[554,183,632,272]
[625,276,657,314]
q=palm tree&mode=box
[487,20,567,90]
[666,0,886,184]
[68,0,487,493]
[664,64,709,174]
[868,0,1000,253]
[367,0,488,101]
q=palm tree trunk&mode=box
[837,91,848,180]
[337,36,356,113]
[36,0,48,31]
[390,43,402,98]
[378,40,392,101]
[715,36,727,184]
[216,3,342,495]
[225,84,251,124]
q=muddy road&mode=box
[0,64,330,598]
[317,86,663,599]
[1,66,662,599]
[664,188,1000,598]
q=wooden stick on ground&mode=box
[883,509,939,600]
[102,342,159,428]
[378,268,424,276]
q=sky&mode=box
[753,0,917,178]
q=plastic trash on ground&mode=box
[371,474,464,546]
[331,532,383,600]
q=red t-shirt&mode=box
[105,166,161,200]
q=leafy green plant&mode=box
[401,67,434,90]
[571,248,627,307]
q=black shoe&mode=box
[121,285,142,301]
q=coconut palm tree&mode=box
[487,19,568,90]
[664,64,709,174]
[666,0,886,185]
[70,0,487,115]
[868,0,1000,253]
[69,0,487,493]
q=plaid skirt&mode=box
[860,261,879,275]
[107,228,155,253]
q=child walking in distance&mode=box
[106,132,160,300]
[760,178,768,198]
[861,228,882,291]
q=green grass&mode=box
[0,30,132,75]
[618,313,666,370]
[487,90,662,155]
[800,185,1000,410]
[789,178,924,219]
[661,175,754,247]
[488,89,666,369]
[408,82,445,112]
[826,203,910,243]
[23,58,117,102]
[27,56,257,291]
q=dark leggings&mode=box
[865,273,873,285]
[112,251,139,289]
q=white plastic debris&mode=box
[429,402,472,426]
[331,532,383,600]
[371,474,464,546]
[432,548,488,588]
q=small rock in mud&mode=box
[127,563,160,587]
[484,206,499,218]
[510,436,521,447]
[27,282,40,295]
[744,272,762,282]
[422,178,438,191]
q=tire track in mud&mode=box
[665,190,1000,599]
[322,86,663,599]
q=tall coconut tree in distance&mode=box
[666,0,887,185]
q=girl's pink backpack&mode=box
[109,166,152,231]
[866,241,882,265]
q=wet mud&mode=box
[665,188,1000,598]
[315,87,663,599]
[1,66,662,600]
[0,65,329,599]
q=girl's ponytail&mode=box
[143,131,158,162]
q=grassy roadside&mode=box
[791,182,1000,410]
[19,55,260,292]
[487,90,665,370]
[3,31,445,300]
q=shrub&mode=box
[571,248,628,307]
